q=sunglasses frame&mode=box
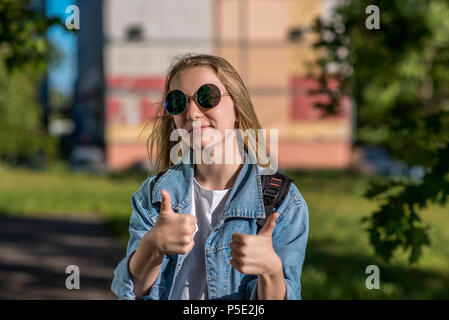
[164,83,231,115]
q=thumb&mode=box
[258,212,278,236]
[160,190,174,214]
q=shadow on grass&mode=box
[103,214,132,249]
[0,213,125,299]
[302,238,449,299]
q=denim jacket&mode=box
[111,151,309,300]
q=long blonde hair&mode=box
[146,53,270,176]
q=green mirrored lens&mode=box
[196,84,221,109]
[165,90,186,115]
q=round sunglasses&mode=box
[164,83,231,115]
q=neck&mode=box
[193,142,245,190]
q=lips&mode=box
[188,126,210,133]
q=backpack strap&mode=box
[154,170,167,184]
[257,172,293,232]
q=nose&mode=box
[185,96,204,121]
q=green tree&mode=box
[0,0,63,164]
[0,0,61,72]
[313,0,449,263]
[0,57,57,163]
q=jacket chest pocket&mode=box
[206,218,257,299]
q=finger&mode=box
[231,252,243,266]
[160,190,173,214]
[231,232,249,244]
[230,242,243,257]
[230,257,243,270]
[230,240,246,256]
[229,258,239,270]
[258,212,279,236]
[179,240,195,255]
[230,258,249,275]
[184,214,197,226]
[181,232,196,245]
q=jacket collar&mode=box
[151,148,266,221]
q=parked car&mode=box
[69,145,106,173]
[357,145,425,182]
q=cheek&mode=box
[172,116,184,129]
[212,102,236,129]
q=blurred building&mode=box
[71,0,105,171]
[78,0,353,170]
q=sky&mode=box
[45,0,78,96]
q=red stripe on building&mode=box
[290,76,351,121]
[106,97,122,124]
[140,96,159,121]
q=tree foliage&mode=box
[0,0,62,72]
[313,0,449,263]
[0,0,63,164]
[0,56,57,163]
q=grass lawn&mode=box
[1,161,448,299]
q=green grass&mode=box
[0,161,142,246]
[1,162,448,299]
[286,169,449,299]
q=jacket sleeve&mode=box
[111,183,156,300]
[246,186,309,300]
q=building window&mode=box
[126,25,143,41]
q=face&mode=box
[169,66,238,150]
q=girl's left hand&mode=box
[230,212,282,276]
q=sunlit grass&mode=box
[287,169,449,299]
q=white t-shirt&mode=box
[168,177,231,300]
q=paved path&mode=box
[0,215,125,299]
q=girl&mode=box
[111,54,309,300]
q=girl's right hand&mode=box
[142,190,197,256]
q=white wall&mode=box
[104,0,213,77]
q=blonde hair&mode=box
[146,53,270,176]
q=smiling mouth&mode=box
[188,126,210,133]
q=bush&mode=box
[0,55,57,166]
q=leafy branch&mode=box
[312,0,449,263]
[0,0,64,72]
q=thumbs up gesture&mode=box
[230,212,282,276]
[143,190,197,256]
